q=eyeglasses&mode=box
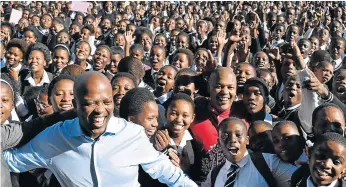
[34,98,51,110]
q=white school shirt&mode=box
[307,176,338,187]
[201,151,300,187]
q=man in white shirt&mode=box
[201,117,300,187]
[4,72,197,187]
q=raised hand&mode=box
[217,31,227,46]
[124,31,134,45]
[8,67,19,82]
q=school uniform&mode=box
[20,70,53,95]
[201,151,301,187]
[0,63,29,84]
[143,69,158,89]
[333,58,343,72]
[189,99,250,184]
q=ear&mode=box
[246,135,249,145]
[191,113,195,122]
[128,115,134,122]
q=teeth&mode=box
[219,97,229,101]
[94,117,105,123]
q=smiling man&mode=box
[4,72,197,187]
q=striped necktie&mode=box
[224,164,239,187]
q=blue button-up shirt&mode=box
[4,117,197,187]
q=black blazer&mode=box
[143,69,155,89]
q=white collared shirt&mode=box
[24,71,50,87]
[156,90,173,104]
[169,130,193,153]
[7,63,22,72]
[202,151,300,187]
[333,58,342,71]
[307,176,338,187]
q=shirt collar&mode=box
[2,120,9,125]
[307,176,338,187]
[169,130,193,148]
[156,90,173,104]
[264,113,273,125]
[225,150,249,168]
[24,70,50,86]
[333,58,342,70]
[7,63,22,72]
[70,116,125,138]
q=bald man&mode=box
[4,72,197,187]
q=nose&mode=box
[94,102,106,113]
[61,93,73,102]
[321,158,333,169]
[249,92,256,100]
[176,115,183,123]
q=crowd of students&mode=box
[1,1,346,187]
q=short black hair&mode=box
[176,68,198,77]
[60,64,85,77]
[235,62,257,75]
[314,132,346,149]
[53,17,64,26]
[117,56,145,81]
[26,42,51,63]
[134,27,153,43]
[312,103,344,127]
[130,44,144,54]
[119,87,156,119]
[75,41,91,55]
[96,45,112,56]
[111,46,124,58]
[23,25,39,40]
[110,72,137,89]
[39,85,49,95]
[48,74,75,105]
[168,92,195,113]
[81,24,93,34]
[218,117,248,132]
[331,36,346,49]
[250,120,273,131]
[273,120,299,132]
[5,38,29,55]
[1,22,14,39]
[174,48,194,67]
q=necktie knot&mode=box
[224,164,239,187]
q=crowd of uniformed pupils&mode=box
[1,1,346,187]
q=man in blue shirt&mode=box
[4,72,197,187]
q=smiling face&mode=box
[6,47,23,68]
[109,54,121,74]
[114,34,125,48]
[93,48,111,72]
[24,31,37,45]
[57,32,70,44]
[176,35,189,49]
[0,82,14,124]
[172,53,189,70]
[130,101,159,138]
[309,141,346,186]
[154,35,167,47]
[209,68,237,112]
[53,48,69,71]
[272,123,304,163]
[219,120,249,163]
[243,86,264,114]
[155,66,177,95]
[76,42,91,61]
[253,52,270,69]
[194,50,209,73]
[51,79,74,112]
[27,50,46,73]
[313,107,345,137]
[112,77,136,109]
[74,73,114,139]
[166,99,195,138]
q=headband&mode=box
[54,44,71,56]
[0,79,14,99]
